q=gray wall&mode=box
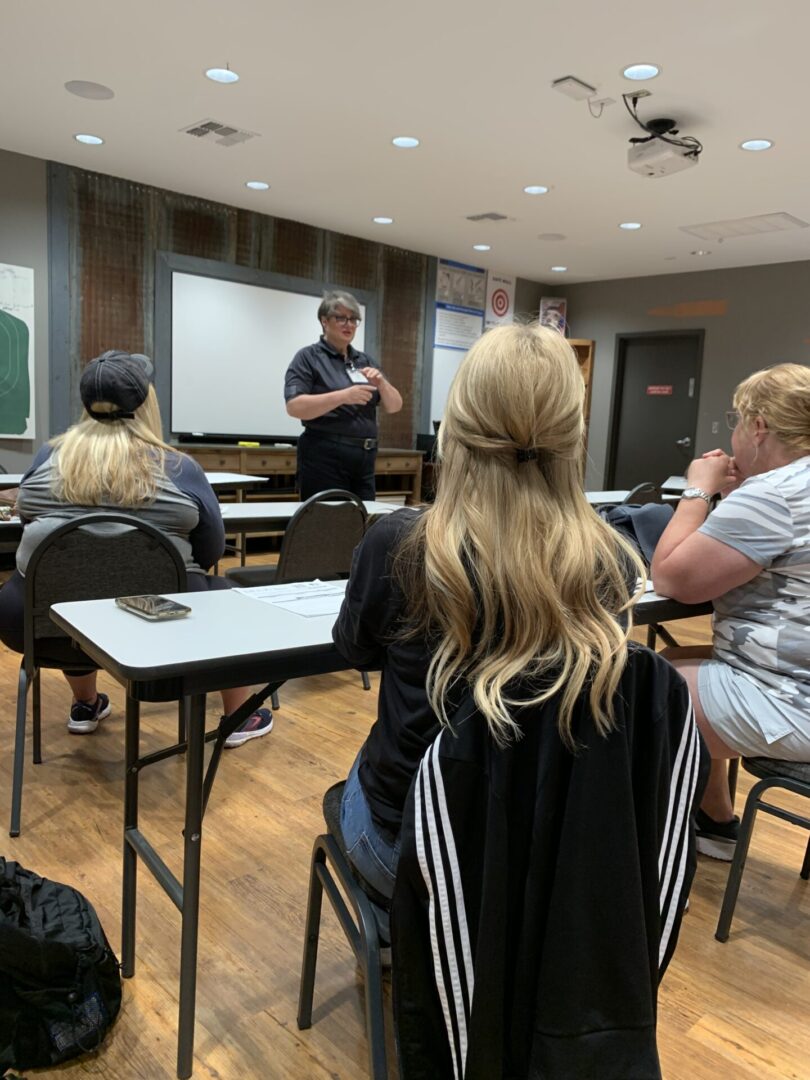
[0,149,49,469]
[564,262,810,488]
[515,276,550,322]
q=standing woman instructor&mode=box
[284,291,402,499]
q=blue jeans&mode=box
[340,752,401,900]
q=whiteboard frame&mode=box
[154,252,379,444]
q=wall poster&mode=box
[0,263,35,438]
[484,271,515,328]
[539,296,567,336]
[434,259,485,351]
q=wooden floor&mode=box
[1,589,809,1079]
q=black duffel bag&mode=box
[0,858,121,1072]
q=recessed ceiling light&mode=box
[622,63,659,80]
[740,139,773,151]
[523,185,549,195]
[205,67,239,84]
[691,250,711,256]
[473,244,491,252]
[619,222,642,230]
[392,136,420,148]
[74,133,104,145]
[245,180,269,190]
[64,80,114,100]
[550,265,568,272]
[372,216,394,224]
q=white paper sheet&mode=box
[235,580,346,618]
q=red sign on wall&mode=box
[646,385,674,396]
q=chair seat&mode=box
[322,782,391,913]
[224,564,278,588]
[744,757,810,785]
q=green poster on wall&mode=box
[0,264,34,439]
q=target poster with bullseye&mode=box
[484,272,515,328]
[0,263,35,438]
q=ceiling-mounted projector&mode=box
[628,138,699,178]
[623,96,703,179]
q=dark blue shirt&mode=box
[284,336,382,439]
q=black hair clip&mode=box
[516,447,539,464]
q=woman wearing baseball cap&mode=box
[0,350,272,748]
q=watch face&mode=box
[682,487,708,500]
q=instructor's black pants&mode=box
[297,429,376,501]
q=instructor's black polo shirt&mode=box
[284,337,382,440]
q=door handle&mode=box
[675,436,692,450]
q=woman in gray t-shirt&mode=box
[652,362,810,860]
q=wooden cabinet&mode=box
[179,444,423,504]
[189,449,242,471]
[569,339,595,450]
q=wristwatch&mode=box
[681,486,712,506]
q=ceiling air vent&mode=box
[180,119,259,147]
[466,211,508,222]
[680,212,809,242]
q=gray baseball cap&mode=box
[80,350,154,422]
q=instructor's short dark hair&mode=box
[318,290,362,324]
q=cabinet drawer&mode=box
[376,455,419,473]
[191,451,241,470]
[245,453,297,474]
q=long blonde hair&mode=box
[733,362,810,455]
[51,386,177,506]
[396,323,643,746]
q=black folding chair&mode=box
[622,482,662,505]
[9,513,187,836]
[226,490,370,707]
[298,782,390,1080]
[715,757,810,942]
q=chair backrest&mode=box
[23,512,187,658]
[622,482,661,505]
[276,489,368,585]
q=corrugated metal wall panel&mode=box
[380,246,426,447]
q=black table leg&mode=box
[121,693,140,978]
[177,693,205,1079]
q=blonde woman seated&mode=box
[0,351,271,748]
[333,324,706,1077]
[653,362,810,860]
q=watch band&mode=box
[681,486,712,506]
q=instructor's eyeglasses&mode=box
[331,314,361,326]
[725,409,740,430]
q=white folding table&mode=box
[50,583,351,1079]
[662,475,687,493]
[219,498,400,533]
[585,489,631,505]
[203,471,267,492]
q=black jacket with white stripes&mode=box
[392,645,708,1080]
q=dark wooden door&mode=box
[607,332,703,489]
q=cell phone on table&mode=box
[115,595,191,621]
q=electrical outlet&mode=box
[711,420,720,435]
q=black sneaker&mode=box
[696,808,739,861]
[68,692,111,734]
[224,708,274,749]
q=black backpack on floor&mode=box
[0,858,122,1072]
